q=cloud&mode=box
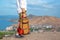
[27,0,47,5]
[42,4,54,8]
[27,0,60,17]
[0,0,60,16]
[27,0,55,9]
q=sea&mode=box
[0,15,18,30]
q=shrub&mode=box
[30,28,33,32]
[0,32,5,39]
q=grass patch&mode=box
[0,32,5,39]
[0,31,15,39]
[45,28,52,31]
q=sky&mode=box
[0,0,60,17]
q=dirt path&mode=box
[1,32,60,40]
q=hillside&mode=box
[6,14,60,31]
[28,15,60,29]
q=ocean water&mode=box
[0,15,18,30]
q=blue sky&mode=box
[0,0,60,17]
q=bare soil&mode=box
[1,32,60,40]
